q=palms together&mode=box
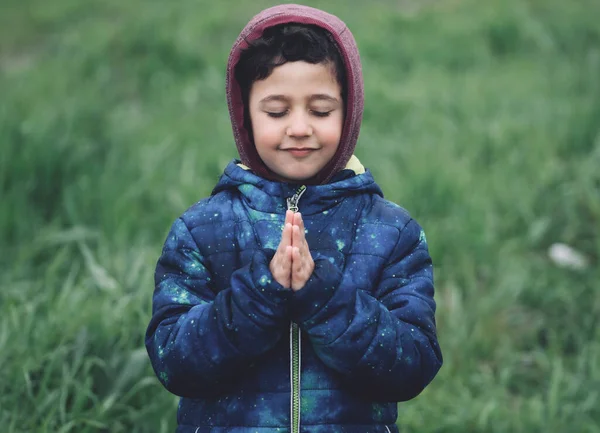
[269,210,315,291]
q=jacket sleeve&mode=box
[145,217,291,398]
[290,218,442,402]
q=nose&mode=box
[286,111,312,137]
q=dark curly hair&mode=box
[235,23,347,134]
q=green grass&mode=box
[1,0,599,431]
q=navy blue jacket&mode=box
[146,161,442,433]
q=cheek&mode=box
[321,116,344,147]
[252,120,283,149]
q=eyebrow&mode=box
[259,94,340,104]
[310,94,340,103]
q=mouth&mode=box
[281,148,318,157]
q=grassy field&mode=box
[1,0,599,431]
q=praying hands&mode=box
[269,210,314,291]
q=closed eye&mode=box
[311,110,333,117]
[266,111,287,118]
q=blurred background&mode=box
[1,0,599,431]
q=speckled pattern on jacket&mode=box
[146,161,442,432]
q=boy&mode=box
[146,4,442,433]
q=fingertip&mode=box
[297,212,305,228]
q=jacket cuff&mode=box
[290,256,343,324]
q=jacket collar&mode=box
[212,157,382,215]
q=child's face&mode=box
[248,61,344,183]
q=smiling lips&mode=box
[281,148,318,157]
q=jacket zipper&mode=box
[290,322,301,433]
[287,185,306,433]
[286,185,306,213]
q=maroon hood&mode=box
[226,4,364,184]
